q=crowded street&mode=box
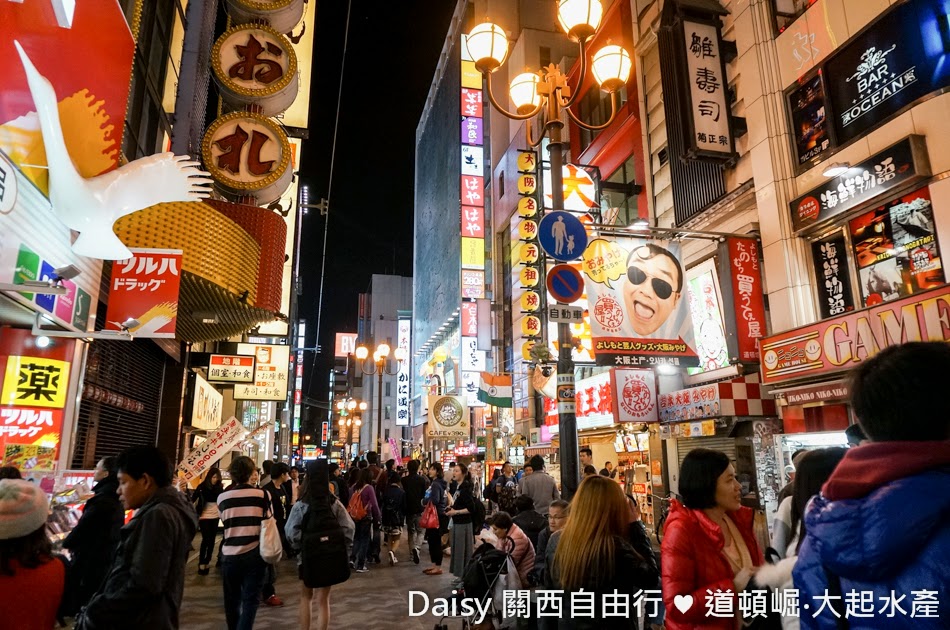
[1,0,949,628]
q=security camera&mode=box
[52,265,81,282]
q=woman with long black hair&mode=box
[422,463,448,575]
[445,462,476,578]
[193,466,224,575]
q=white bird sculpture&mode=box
[14,40,213,260]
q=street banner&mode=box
[388,437,403,468]
[105,248,183,337]
[178,416,247,483]
[426,395,469,439]
[191,373,223,431]
[582,238,699,367]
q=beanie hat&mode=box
[0,479,49,540]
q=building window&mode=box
[498,173,505,198]
[540,46,551,69]
[577,83,628,153]
[770,0,815,35]
[385,381,391,397]
[602,156,639,227]
[385,405,391,420]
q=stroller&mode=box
[434,540,515,629]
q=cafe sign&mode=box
[760,283,950,385]
[789,136,929,232]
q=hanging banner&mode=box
[582,238,698,367]
[811,234,855,319]
[234,343,290,400]
[426,395,469,438]
[719,237,767,364]
[178,416,248,482]
[191,373,223,431]
[396,318,411,426]
[681,18,734,161]
[105,248,183,338]
[685,259,729,373]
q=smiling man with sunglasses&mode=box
[622,244,684,336]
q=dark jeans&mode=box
[353,519,373,569]
[370,521,381,559]
[262,562,277,599]
[221,551,266,630]
[425,513,449,566]
[198,519,218,566]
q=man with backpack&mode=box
[493,462,519,515]
[365,451,384,564]
[285,460,354,630]
[402,459,429,564]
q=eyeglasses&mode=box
[626,265,674,299]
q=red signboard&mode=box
[724,237,767,363]
[208,355,255,383]
[461,175,484,207]
[760,284,950,384]
[461,301,478,337]
[461,88,483,117]
[321,421,329,446]
[105,249,183,338]
[462,205,484,238]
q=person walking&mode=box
[261,462,292,606]
[543,476,656,629]
[364,452,383,564]
[423,463,449,576]
[757,448,847,630]
[661,448,764,630]
[793,342,950,630]
[511,495,547,550]
[518,455,560,515]
[0,479,65,630]
[445,463,476,578]
[191,466,224,576]
[285,460,354,630]
[283,466,300,507]
[217,456,271,630]
[349,468,381,573]
[402,459,428,565]
[78,446,197,630]
[328,463,350,507]
[61,456,124,613]
[380,473,406,565]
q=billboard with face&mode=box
[582,237,699,367]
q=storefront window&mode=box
[849,186,944,308]
[771,0,817,34]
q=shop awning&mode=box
[525,444,557,456]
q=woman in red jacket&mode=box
[661,448,763,629]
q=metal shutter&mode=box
[676,437,737,468]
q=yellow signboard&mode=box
[518,174,537,195]
[520,266,540,288]
[461,61,482,89]
[461,237,485,270]
[518,220,538,241]
[517,151,538,173]
[519,242,539,264]
[517,197,538,218]
[521,316,542,337]
[521,340,536,361]
[2,356,71,409]
[520,291,540,312]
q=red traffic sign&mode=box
[546,264,585,303]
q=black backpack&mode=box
[471,497,486,534]
[461,542,510,600]
[299,496,350,588]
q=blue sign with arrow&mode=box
[538,211,588,262]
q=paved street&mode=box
[179,539,458,630]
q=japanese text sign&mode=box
[614,369,658,423]
[760,284,950,384]
[547,306,585,321]
[396,318,411,426]
[574,371,616,430]
[233,343,290,400]
[658,383,720,423]
[462,205,484,238]
[812,234,855,319]
[207,354,256,383]
[720,238,767,363]
[461,301,478,337]
[461,116,483,146]
[178,416,248,482]
[105,248,183,338]
[191,373,223,431]
[682,19,733,158]
[2,356,70,409]
[685,259,729,374]
[0,407,63,447]
[789,136,929,232]
[461,270,485,299]
[461,88,483,117]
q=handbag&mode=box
[259,491,283,564]
[420,500,439,529]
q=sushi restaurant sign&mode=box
[759,284,950,385]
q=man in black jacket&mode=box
[402,459,429,564]
[261,462,291,606]
[63,456,125,615]
[80,446,197,630]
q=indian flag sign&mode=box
[477,372,512,407]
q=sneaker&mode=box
[349,560,356,570]
[356,566,369,573]
[411,547,420,564]
[264,595,284,607]
[197,566,210,576]
[389,550,397,566]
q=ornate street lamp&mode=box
[336,397,367,461]
[467,0,630,499]
[356,343,407,455]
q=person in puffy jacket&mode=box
[486,511,535,586]
[661,448,763,630]
[793,342,950,630]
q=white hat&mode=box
[0,479,49,540]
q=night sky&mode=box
[298,1,457,399]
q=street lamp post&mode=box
[336,398,367,463]
[468,0,631,500]
[356,343,407,455]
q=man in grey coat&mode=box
[518,455,560,515]
[79,446,198,630]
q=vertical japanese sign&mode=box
[396,318,412,426]
[105,248,183,338]
[682,19,734,160]
[192,373,223,431]
[719,237,767,364]
[234,343,290,401]
[0,328,75,472]
[812,234,855,319]
[460,35,486,302]
[515,150,543,363]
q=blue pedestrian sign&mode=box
[546,264,585,304]
[538,211,588,262]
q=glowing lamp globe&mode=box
[592,44,631,93]
[355,346,369,360]
[394,347,407,362]
[466,22,509,73]
[557,0,602,42]
[377,343,391,358]
[510,72,541,114]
